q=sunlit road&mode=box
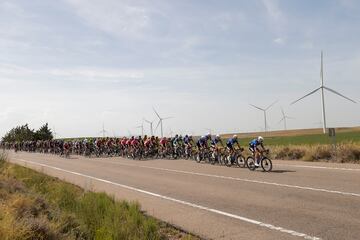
[7,151,360,240]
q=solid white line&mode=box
[84,158,360,198]
[276,163,360,172]
[13,158,321,240]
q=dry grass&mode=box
[0,155,200,240]
[271,142,360,163]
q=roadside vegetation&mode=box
[2,123,53,142]
[0,152,199,240]
[269,142,360,163]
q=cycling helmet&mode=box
[233,135,238,139]
[216,134,221,140]
[258,136,264,143]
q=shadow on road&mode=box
[271,169,296,173]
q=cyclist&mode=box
[226,135,241,155]
[249,136,266,166]
[211,134,224,150]
[184,135,193,147]
[196,133,211,151]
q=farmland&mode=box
[223,127,360,146]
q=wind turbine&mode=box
[278,107,294,130]
[291,51,357,134]
[153,107,172,137]
[98,123,108,137]
[135,122,144,137]
[250,100,278,132]
[143,118,154,136]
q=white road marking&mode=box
[12,158,321,240]
[276,163,360,172]
[83,158,360,198]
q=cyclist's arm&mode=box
[259,143,266,151]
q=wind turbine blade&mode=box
[143,118,152,124]
[152,107,161,119]
[323,86,357,103]
[162,117,173,120]
[266,100,278,110]
[155,120,161,132]
[249,104,264,111]
[281,107,285,117]
[291,87,321,105]
[278,118,285,124]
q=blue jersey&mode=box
[249,139,260,148]
[198,136,207,145]
[211,138,221,146]
[184,136,190,144]
[227,137,238,146]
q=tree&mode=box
[34,123,53,141]
[2,124,35,142]
[2,123,53,142]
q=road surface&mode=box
[7,151,360,240]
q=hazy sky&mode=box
[1,0,359,138]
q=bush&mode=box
[272,142,360,163]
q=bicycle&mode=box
[224,148,246,168]
[246,149,272,172]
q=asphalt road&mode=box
[7,151,360,240]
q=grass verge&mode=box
[0,153,200,240]
[270,142,360,163]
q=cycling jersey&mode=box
[249,139,263,152]
[197,136,207,145]
[211,138,222,146]
[159,138,167,146]
[131,139,138,146]
[184,136,192,144]
[227,137,238,146]
[144,139,151,147]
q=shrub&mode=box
[273,142,360,163]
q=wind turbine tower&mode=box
[250,100,278,132]
[291,51,356,134]
[135,122,144,137]
[99,123,108,137]
[143,118,154,136]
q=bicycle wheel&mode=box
[236,155,246,168]
[225,156,232,167]
[196,153,202,163]
[246,157,256,171]
[261,157,272,172]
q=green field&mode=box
[238,130,360,146]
